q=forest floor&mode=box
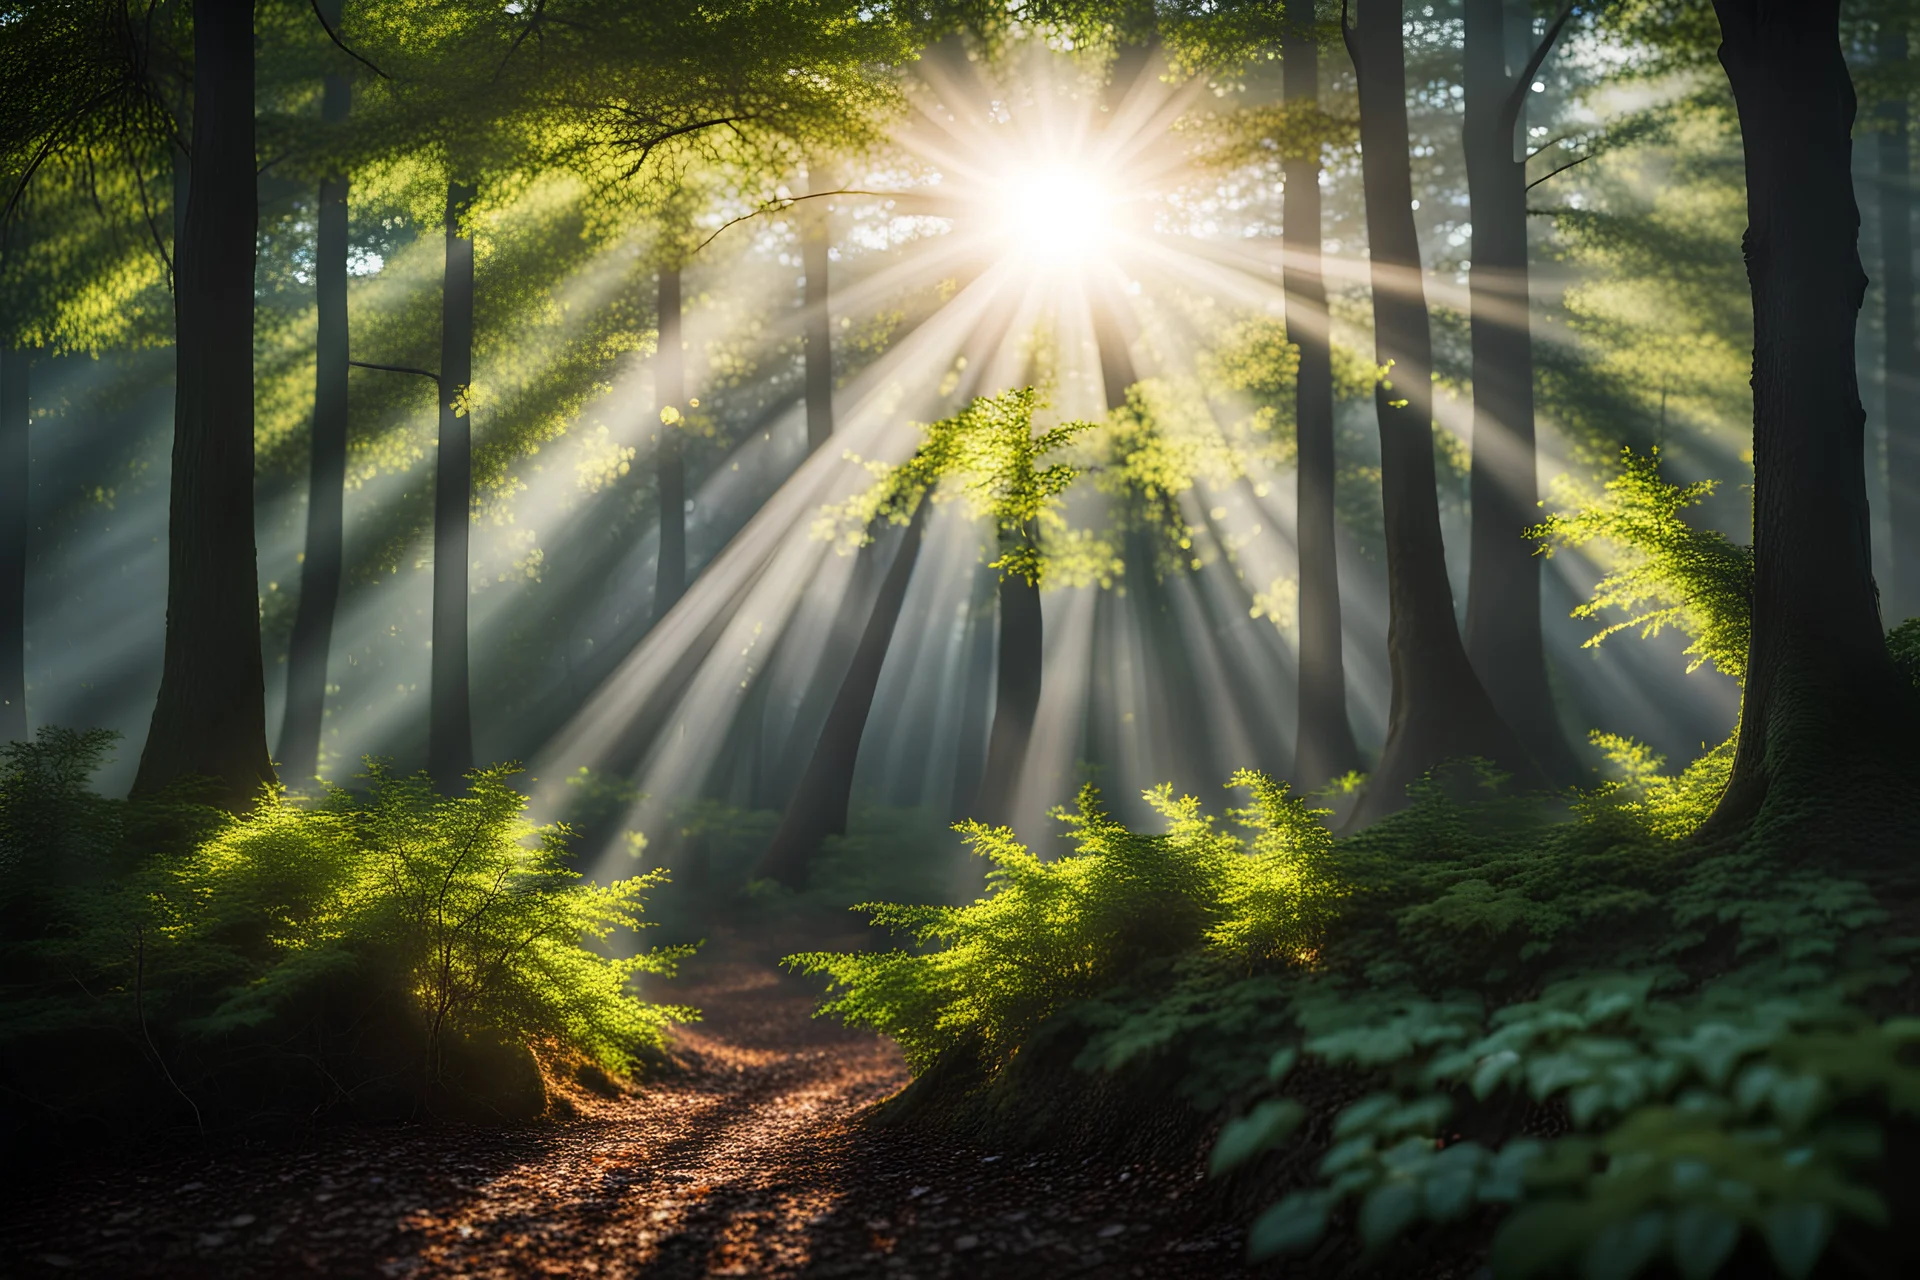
[1,927,1267,1279]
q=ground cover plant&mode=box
[791,453,1920,1279]
[0,735,689,1149]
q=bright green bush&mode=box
[0,736,690,1140]
[785,770,1336,1072]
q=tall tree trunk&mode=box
[1881,24,1920,622]
[429,181,475,792]
[1285,16,1364,789]
[975,566,1043,824]
[1706,0,1918,854]
[0,345,26,744]
[279,49,351,788]
[654,264,686,622]
[802,165,834,453]
[1462,0,1580,784]
[757,502,928,886]
[949,561,997,818]
[1343,0,1537,828]
[133,0,274,807]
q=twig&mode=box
[1526,153,1594,190]
[350,358,441,388]
[309,0,389,80]
[690,187,894,256]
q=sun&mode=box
[990,165,1120,271]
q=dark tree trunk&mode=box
[1284,16,1364,789]
[429,181,475,792]
[756,502,928,887]
[0,345,26,744]
[279,55,351,788]
[1343,0,1537,828]
[654,265,686,622]
[975,567,1043,824]
[949,562,997,818]
[802,165,834,453]
[1881,25,1920,622]
[1461,0,1581,784]
[133,0,275,808]
[1707,0,1918,853]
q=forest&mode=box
[4,0,1920,1276]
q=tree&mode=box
[133,0,275,808]
[1342,0,1537,827]
[802,160,837,452]
[653,260,688,624]
[0,344,24,744]
[1704,0,1920,854]
[428,179,477,792]
[1461,0,1583,783]
[279,0,354,789]
[1283,8,1365,789]
[1878,14,1920,621]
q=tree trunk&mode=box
[1706,0,1918,855]
[133,0,274,808]
[279,54,351,788]
[756,501,928,887]
[654,264,686,623]
[1344,0,1537,828]
[429,181,475,792]
[0,345,26,744]
[1461,0,1581,785]
[1881,25,1920,622]
[802,165,834,453]
[1284,16,1365,789]
[975,567,1044,824]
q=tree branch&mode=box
[309,0,389,80]
[350,359,441,388]
[690,187,894,256]
[1498,0,1584,144]
[1526,152,1595,191]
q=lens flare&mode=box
[990,166,1118,270]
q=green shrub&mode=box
[785,770,1335,1072]
[0,736,690,1141]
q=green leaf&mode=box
[1210,1098,1305,1177]
[1763,1203,1831,1279]
[1247,1191,1331,1260]
[1583,1210,1667,1280]
[1422,1167,1477,1221]
[1670,1206,1741,1280]
[1334,1092,1399,1137]
[1359,1181,1421,1252]
[1267,1045,1298,1083]
[1320,1134,1376,1176]
[1474,1049,1522,1099]
[1767,1074,1825,1129]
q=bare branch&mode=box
[691,187,896,256]
[350,359,441,388]
[1525,152,1595,191]
[309,0,389,80]
[1498,0,1586,143]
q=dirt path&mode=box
[3,935,1259,1279]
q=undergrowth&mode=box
[790,452,1920,1278]
[0,735,690,1148]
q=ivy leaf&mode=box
[1267,1045,1298,1083]
[1422,1166,1477,1221]
[1473,1049,1521,1099]
[1670,1206,1741,1280]
[1210,1098,1305,1177]
[1583,1210,1666,1280]
[1763,1203,1831,1279]
[1247,1190,1331,1260]
[1359,1181,1421,1252]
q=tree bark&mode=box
[756,502,928,887]
[429,181,475,792]
[0,345,26,744]
[1461,0,1581,784]
[975,566,1043,824]
[654,264,686,623]
[802,165,834,453]
[279,49,351,788]
[133,0,275,808]
[1881,25,1920,622]
[1706,0,1918,854]
[1344,0,1537,828]
[1284,16,1365,789]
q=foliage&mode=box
[817,387,1095,586]
[0,732,690,1139]
[1532,448,1754,683]
[786,770,1335,1072]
